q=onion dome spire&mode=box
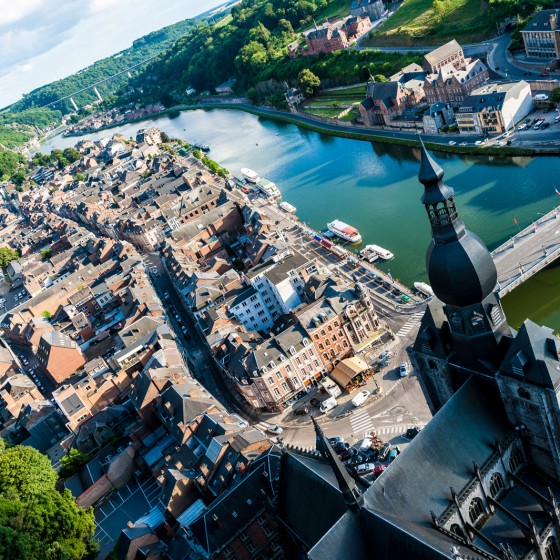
[417,137,498,307]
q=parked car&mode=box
[310,397,321,408]
[345,453,367,467]
[266,425,283,435]
[542,122,550,129]
[332,442,350,454]
[406,427,421,439]
[399,362,408,378]
[320,397,338,414]
[373,464,387,477]
[351,390,370,407]
[389,446,401,462]
[340,448,358,461]
[294,406,309,416]
[380,443,391,461]
[328,437,345,444]
[354,463,376,475]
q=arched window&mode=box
[450,523,466,541]
[545,537,559,560]
[509,448,523,473]
[469,497,485,524]
[489,472,505,498]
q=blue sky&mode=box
[0,0,227,108]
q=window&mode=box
[468,498,485,524]
[509,448,523,472]
[323,353,329,360]
[318,343,324,350]
[489,472,504,498]
[254,303,261,309]
[450,524,466,541]
[281,382,288,391]
[328,325,333,332]
[314,360,320,368]
[275,371,282,380]
[273,388,281,397]
[300,367,307,376]
[285,365,291,372]
[240,531,249,542]
[267,377,274,386]
[258,310,265,317]
[250,295,258,302]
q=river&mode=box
[40,108,560,332]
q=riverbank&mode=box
[63,102,560,157]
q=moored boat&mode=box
[360,244,394,262]
[414,282,434,297]
[279,201,297,213]
[194,143,210,152]
[327,219,362,244]
[257,177,282,201]
[241,168,259,183]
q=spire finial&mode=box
[312,417,363,511]
[418,135,444,187]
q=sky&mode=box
[0,0,227,109]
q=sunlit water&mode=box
[42,109,560,332]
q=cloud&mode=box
[0,0,86,79]
[89,0,129,14]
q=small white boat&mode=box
[279,201,296,213]
[327,219,362,244]
[360,244,394,262]
[241,167,259,183]
[414,282,434,297]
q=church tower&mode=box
[409,142,513,411]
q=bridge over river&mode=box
[493,204,560,297]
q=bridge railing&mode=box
[491,206,559,257]
[498,244,560,296]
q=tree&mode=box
[59,449,91,479]
[75,172,86,182]
[298,69,321,97]
[374,74,389,83]
[40,249,52,262]
[0,444,97,559]
[41,311,52,319]
[9,171,26,187]
[0,247,19,271]
[549,87,560,103]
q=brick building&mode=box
[36,331,86,384]
[522,9,560,59]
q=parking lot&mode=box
[94,476,163,558]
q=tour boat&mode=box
[327,220,362,243]
[257,177,282,201]
[414,282,434,298]
[279,201,296,213]
[241,168,260,183]
[360,244,394,262]
[194,143,210,152]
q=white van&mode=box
[351,390,370,407]
[320,397,338,414]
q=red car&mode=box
[374,465,387,476]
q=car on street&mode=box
[351,390,370,407]
[328,437,345,444]
[320,397,337,413]
[354,463,376,476]
[340,448,358,461]
[294,406,309,416]
[406,427,421,439]
[373,464,387,477]
[389,446,401,462]
[332,442,350,454]
[399,362,408,378]
[345,454,367,467]
[380,443,391,461]
[266,425,283,435]
[542,122,550,129]
[310,397,321,408]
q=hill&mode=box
[363,0,552,47]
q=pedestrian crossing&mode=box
[374,424,425,436]
[395,312,424,338]
[350,410,374,435]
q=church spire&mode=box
[417,137,498,308]
[312,417,363,512]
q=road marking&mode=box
[350,410,374,435]
[395,312,424,338]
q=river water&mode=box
[41,108,560,332]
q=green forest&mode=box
[124,0,420,107]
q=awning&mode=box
[330,357,370,388]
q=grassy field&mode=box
[215,13,233,28]
[302,107,346,117]
[305,85,366,106]
[364,0,496,46]
[296,0,352,31]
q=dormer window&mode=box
[302,338,309,346]
[289,346,296,356]
[511,351,528,376]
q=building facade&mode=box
[522,9,560,59]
